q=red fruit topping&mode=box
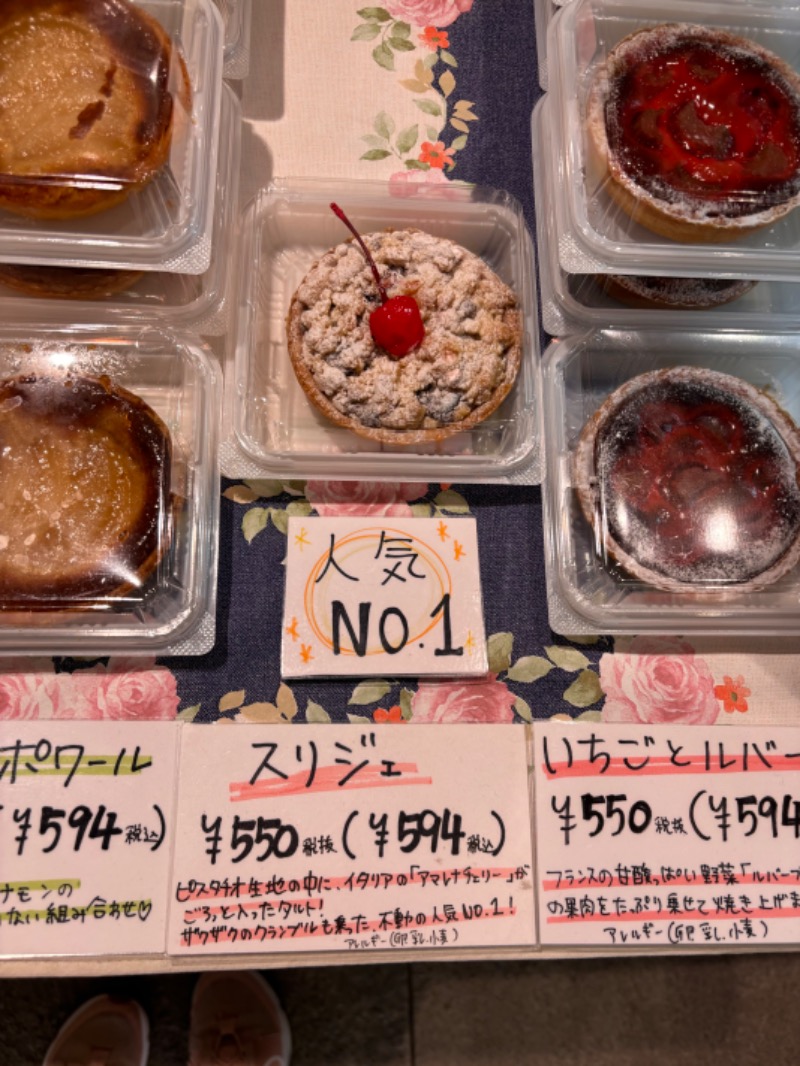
[597,378,800,584]
[607,35,800,215]
[330,202,425,357]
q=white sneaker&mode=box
[43,995,149,1066]
[188,971,292,1066]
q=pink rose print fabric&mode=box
[411,674,516,723]
[306,480,427,517]
[385,0,474,28]
[600,637,719,726]
[0,658,179,722]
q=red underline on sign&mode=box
[547,907,798,924]
[541,873,800,892]
[229,764,432,801]
[541,755,800,779]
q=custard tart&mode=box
[286,228,521,445]
[573,367,800,591]
[587,24,800,242]
[0,374,172,608]
[0,0,185,219]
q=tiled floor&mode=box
[4,952,800,1064]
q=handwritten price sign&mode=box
[0,721,179,958]
[534,722,800,949]
[168,724,535,955]
[281,517,487,677]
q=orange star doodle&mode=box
[437,520,450,542]
[453,540,465,561]
[294,526,310,549]
[464,631,475,651]
[285,617,299,642]
[300,643,314,664]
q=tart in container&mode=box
[572,366,800,592]
[0,323,220,655]
[587,23,800,243]
[542,328,800,635]
[0,0,187,220]
[229,177,541,484]
[286,227,522,446]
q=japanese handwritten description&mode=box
[169,724,534,954]
[0,721,179,958]
[282,517,487,678]
[535,723,800,949]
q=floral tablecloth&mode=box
[4,0,800,732]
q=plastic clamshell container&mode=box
[0,85,240,335]
[0,0,224,274]
[542,328,800,635]
[227,177,542,484]
[548,0,800,281]
[534,0,557,89]
[532,97,800,336]
[0,323,220,655]
[215,0,251,78]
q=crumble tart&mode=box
[0,0,187,220]
[286,228,522,444]
[587,24,800,243]
[573,366,800,591]
[599,274,757,311]
[0,263,144,299]
[0,373,172,608]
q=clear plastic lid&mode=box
[542,328,800,634]
[549,0,800,281]
[0,0,224,274]
[534,0,557,90]
[214,0,251,79]
[0,84,240,334]
[0,322,220,655]
[225,177,542,484]
[532,96,800,335]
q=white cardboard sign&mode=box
[534,722,800,949]
[168,724,535,955]
[281,516,487,677]
[0,721,179,958]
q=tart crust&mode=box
[599,274,756,311]
[0,263,144,299]
[286,228,522,445]
[0,374,172,608]
[573,367,800,592]
[0,0,187,220]
[587,24,800,243]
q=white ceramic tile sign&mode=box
[0,721,179,958]
[168,724,535,955]
[281,516,487,678]
[534,722,800,949]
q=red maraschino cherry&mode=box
[330,202,425,357]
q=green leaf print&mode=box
[361,149,392,161]
[373,42,395,70]
[487,632,513,674]
[399,688,415,720]
[507,656,554,683]
[286,500,313,517]
[242,507,270,544]
[563,670,603,708]
[243,478,283,499]
[440,50,458,67]
[349,679,392,705]
[270,509,289,535]
[405,160,430,170]
[434,489,469,513]
[546,646,590,672]
[352,22,381,41]
[357,7,391,20]
[392,21,411,37]
[514,696,533,723]
[374,111,395,140]
[389,36,415,51]
[395,124,419,153]
[414,99,442,116]
[306,700,332,724]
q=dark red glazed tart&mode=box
[0,374,172,609]
[599,274,756,311]
[573,367,800,591]
[588,24,800,242]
